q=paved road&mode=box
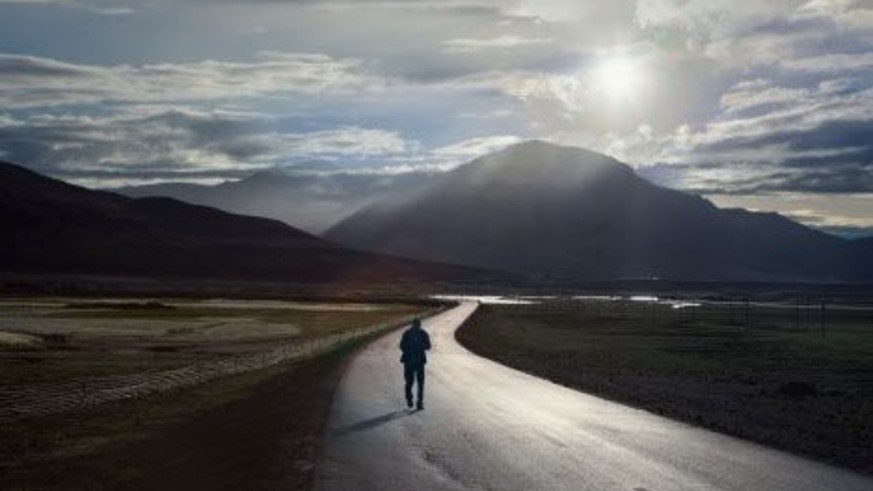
[315,302,873,491]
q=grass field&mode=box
[0,297,439,491]
[1,337,369,491]
[456,298,873,474]
[0,298,426,385]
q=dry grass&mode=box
[0,338,368,491]
[457,300,873,475]
[0,297,439,491]
[0,298,424,385]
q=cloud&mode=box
[791,212,873,229]
[90,6,136,15]
[432,135,522,159]
[630,63,872,194]
[782,207,873,237]
[635,68,872,196]
[273,126,412,157]
[795,0,857,17]
[0,0,139,16]
[0,52,382,109]
[0,108,415,185]
[443,35,552,53]
[634,0,804,40]
[780,52,873,73]
[719,79,811,115]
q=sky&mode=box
[0,0,871,236]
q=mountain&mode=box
[0,161,489,284]
[854,237,873,272]
[115,165,436,234]
[855,237,873,248]
[326,141,870,282]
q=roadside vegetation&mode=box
[0,298,425,385]
[456,299,873,474]
[0,297,440,491]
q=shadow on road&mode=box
[332,410,414,437]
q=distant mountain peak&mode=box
[494,139,622,161]
[453,139,636,193]
[475,140,630,173]
[0,160,487,284]
[233,161,345,187]
[327,141,870,282]
[501,139,557,151]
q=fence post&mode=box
[820,301,826,339]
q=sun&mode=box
[591,56,641,102]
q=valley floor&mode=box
[0,297,437,491]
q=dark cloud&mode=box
[783,119,873,155]
[699,119,873,159]
[657,71,873,195]
[639,158,873,195]
[0,54,92,78]
[783,147,873,169]
[755,165,873,194]
[0,109,412,184]
[0,53,378,109]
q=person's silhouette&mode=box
[399,319,431,410]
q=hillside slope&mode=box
[0,161,486,284]
[327,141,867,282]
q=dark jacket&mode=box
[400,326,431,366]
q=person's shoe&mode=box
[416,401,424,411]
[406,398,414,409]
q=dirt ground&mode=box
[1,340,361,491]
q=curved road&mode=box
[315,302,873,491]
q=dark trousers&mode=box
[404,363,425,404]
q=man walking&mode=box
[400,319,431,410]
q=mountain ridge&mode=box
[0,161,492,285]
[114,165,438,234]
[326,141,869,282]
